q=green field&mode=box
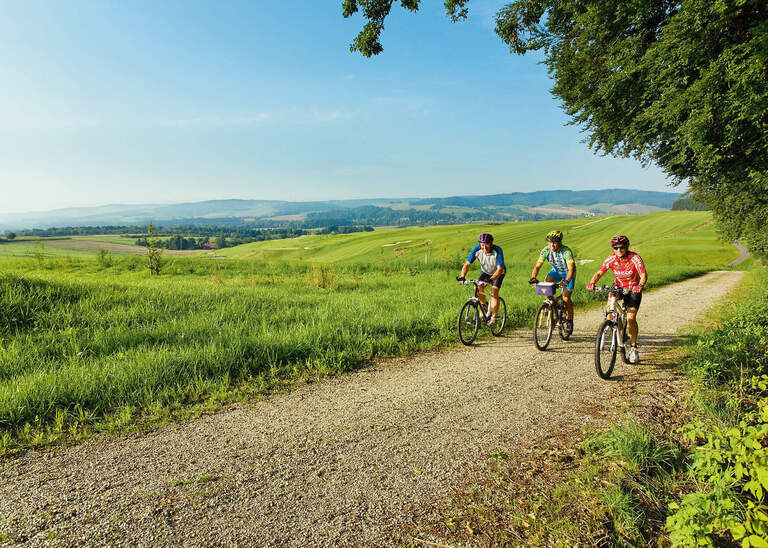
[216,211,735,267]
[0,211,742,453]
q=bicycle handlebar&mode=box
[591,285,632,295]
[457,278,487,286]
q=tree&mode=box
[671,197,709,211]
[4,231,16,240]
[146,223,162,275]
[344,0,768,259]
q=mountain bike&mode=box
[591,285,632,379]
[530,281,571,350]
[456,278,507,345]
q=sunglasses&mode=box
[613,246,628,250]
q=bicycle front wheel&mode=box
[458,301,480,345]
[595,320,617,379]
[490,297,507,336]
[533,302,554,351]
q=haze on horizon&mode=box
[0,1,674,216]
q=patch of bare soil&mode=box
[0,271,743,546]
[38,238,206,256]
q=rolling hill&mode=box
[0,189,680,231]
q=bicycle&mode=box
[591,285,632,379]
[456,278,507,345]
[530,280,571,350]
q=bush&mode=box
[666,270,768,546]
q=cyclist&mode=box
[529,230,576,335]
[458,233,505,328]
[586,235,647,364]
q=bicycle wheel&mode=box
[619,322,630,364]
[458,301,480,345]
[533,302,554,351]
[557,302,571,341]
[490,298,507,336]
[595,319,617,379]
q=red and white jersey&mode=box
[598,251,647,289]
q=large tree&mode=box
[343,0,768,259]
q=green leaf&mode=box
[747,535,768,548]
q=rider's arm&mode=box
[531,260,544,279]
[633,254,647,287]
[490,246,505,280]
[459,261,471,280]
[459,246,479,280]
[590,258,611,285]
[563,247,576,282]
[566,260,576,283]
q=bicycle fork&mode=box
[537,302,552,328]
[604,317,626,350]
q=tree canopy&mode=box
[343,0,768,259]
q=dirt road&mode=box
[0,271,743,546]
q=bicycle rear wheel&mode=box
[595,319,617,379]
[458,301,480,345]
[557,302,571,341]
[533,302,554,350]
[490,297,507,336]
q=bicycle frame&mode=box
[592,284,632,378]
[456,278,507,345]
[596,286,630,348]
[461,280,494,322]
[533,285,566,328]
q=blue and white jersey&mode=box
[466,244,505,276]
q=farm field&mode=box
[0,236,206,257]
[217,211,734,267]
[0,211,742,453]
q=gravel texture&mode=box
[0,271,743,546]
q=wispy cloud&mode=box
[0,107,358,131]
[167,112,270,128]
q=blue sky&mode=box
[0,1,675,215]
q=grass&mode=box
[0,212,742,455]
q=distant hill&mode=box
[410,189,678,209]
[0,189,680,231]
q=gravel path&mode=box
[0,271,743,546]
[729,240,750,266]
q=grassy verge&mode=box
[428,267,767,546]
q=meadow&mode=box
[0,211,741,452]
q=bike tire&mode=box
[490,297,507,336]
[533,302,554,351]
[458,301,480,346]
[595,319,617,379]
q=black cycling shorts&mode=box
[478,271,505,288]
[620,291,642,310]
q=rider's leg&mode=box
[490,285,500,317]
[562,289,574,320]
[477,285,488,308]
[626,307,639,346]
